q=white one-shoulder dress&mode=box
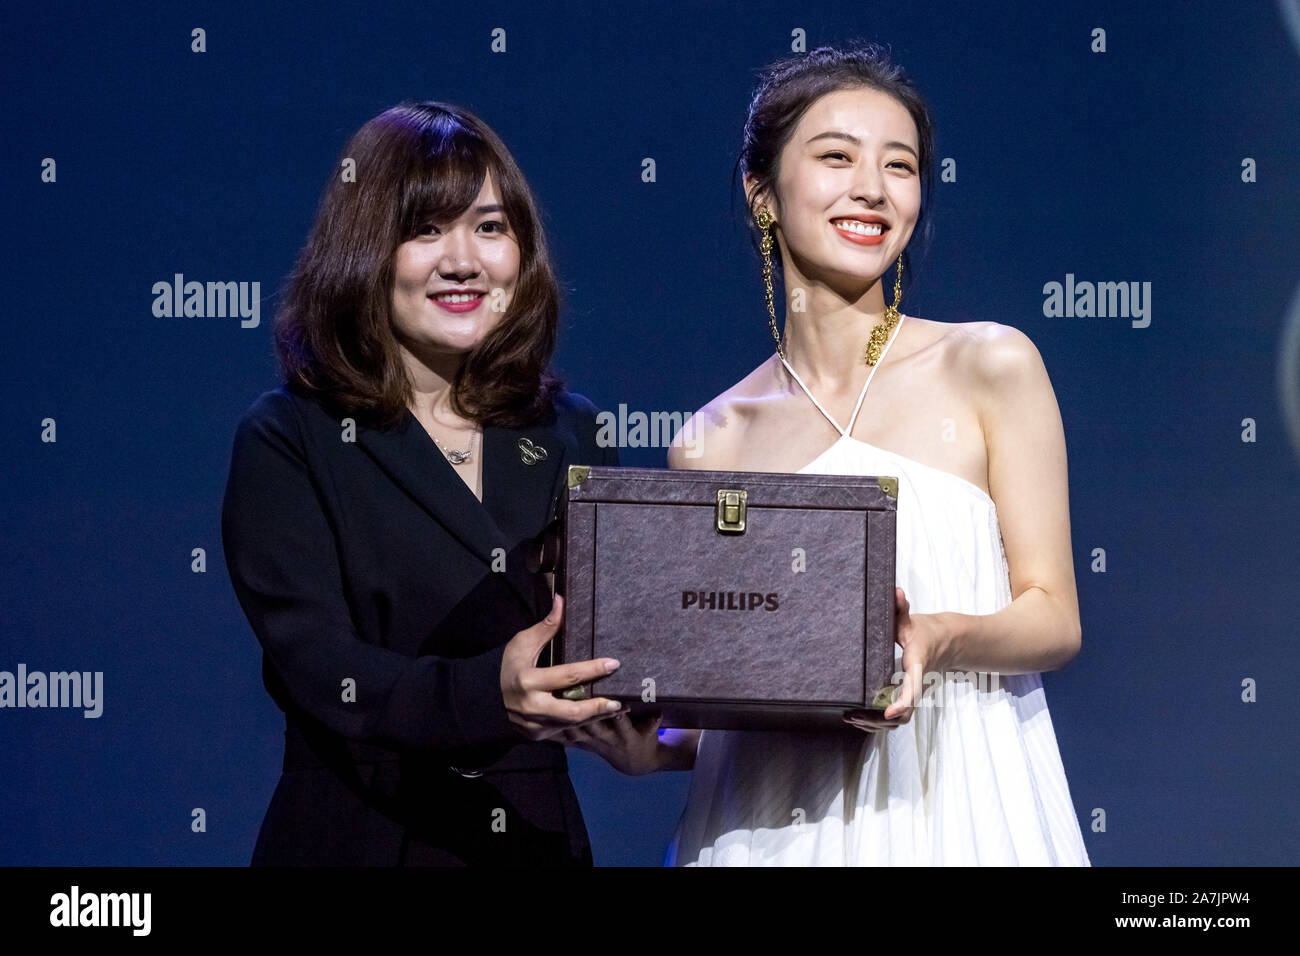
[665,316,1091,866]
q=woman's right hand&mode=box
[500,594,625,741]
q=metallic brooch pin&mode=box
[517,437,548,465]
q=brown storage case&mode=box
[551,465,899,731]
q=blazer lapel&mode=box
[355,410,542,613]
[481,423,566,551]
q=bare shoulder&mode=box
[967,321,1044,376]
[937,320,1061,442]
[895,316,1051,420]
[913,318,1044,387]
[668,357,780,470]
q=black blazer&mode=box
[220,383,617,866]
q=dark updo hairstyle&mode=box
[274,101,563,429]
[736,42,935,295]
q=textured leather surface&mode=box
[559,467,897,728]
[570,465,897,510]
[593,502,865,701]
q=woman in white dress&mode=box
[563,44,1091,865]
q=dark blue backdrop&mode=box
[2,0,1298,866]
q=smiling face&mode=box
[390,170,520,358]
[749,86,922,299]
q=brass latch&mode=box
[716,489,747,533]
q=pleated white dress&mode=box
[665,317,1091,866]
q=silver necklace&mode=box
[431,429,477,465]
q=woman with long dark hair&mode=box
[221,101,625,866]
[658,44,1092,865]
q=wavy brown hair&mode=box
[274,101,563,428]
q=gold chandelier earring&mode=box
[756,204,904,367]
[754,206,785,360]
[863,253,905,366]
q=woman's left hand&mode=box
[844,585,951,731]
[559,709,666,775]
